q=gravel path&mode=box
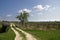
[15,27,37,40]
[10,23,37,40]
[11,25,22,40]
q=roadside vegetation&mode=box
[24,29,60,40]
[0,28,15,40]
[0,21,60,40]
[0,22,15,40]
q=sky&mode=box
[0,0,60,21]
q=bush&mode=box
[0,21,10,33]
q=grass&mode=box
[24,29,60,40]
[0,27,15,40]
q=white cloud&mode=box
[44,5,50,11]
[18,9,31,13]
[33,5,44,11]
[18,10,23,13]
[23,9,31,13]
[33,5,51,11]
[6,14,12,17]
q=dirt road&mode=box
[16,27,37,40]
[10,23,37,40]
[11,25,22,40]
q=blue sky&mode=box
[0,0,60,21]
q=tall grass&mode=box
[0,28,15,40]
[24,30,60,40]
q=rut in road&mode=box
[11,26,22,40]
[15,27,37,40]
[10,23,37,40]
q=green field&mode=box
[0,28,15,40]
[24,30,60,40]
[0,21,60,40]
[0,27,60,40]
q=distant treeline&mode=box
[0,21,60,30]
[27,22,60,30]
[9,21,60,30]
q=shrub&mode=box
[0,21,10,33]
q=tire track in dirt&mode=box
[15,27,37,40]
[11,25,22,40]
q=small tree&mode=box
[16,11,29,27]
